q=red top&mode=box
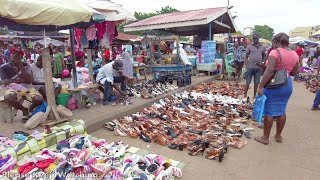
[268,48,299,73]
[104,49,110,60]
[296,47,303,57]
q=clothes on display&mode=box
[0,134,183,179]
[74,29,83,51]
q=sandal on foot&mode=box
[254,137,268,145]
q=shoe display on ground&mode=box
[106,82,253,162]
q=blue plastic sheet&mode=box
[252,95,267,124]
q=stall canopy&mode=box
[33,38,66,46]
[81,0,135,21]
[124,7,236,36]
[0,0,105,31]
[289,36,319,46]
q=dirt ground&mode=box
[1,78,319,180]
[92,80,320,180]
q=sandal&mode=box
[0,137,16,146]
[32,130,43,140]
[235,141,248,148]
[140,132,151,143]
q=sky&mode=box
[115,0,319,34]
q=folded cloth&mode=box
[32,101,48,116]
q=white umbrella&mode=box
[81,0,135,21]
[33,38,66,47]
[0,0,101,26]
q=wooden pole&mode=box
[87,49,94,82]
[69,29,78,88]
[41,48,61,121]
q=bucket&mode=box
[57,93,71,107]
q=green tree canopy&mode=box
[231,30,243,36]
[253,25,274,41]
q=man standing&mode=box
[244,33,266,99]
[294,41,306,81]
[96,60,127,105]
[233,41,246,82]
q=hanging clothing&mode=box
[105,21,118,46]
[80,29,89,49]
[74,29,83,51]
[121,51,133,78]
[95,22,107,40]
[86,26,96,41]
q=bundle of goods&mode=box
[106,82,253,162]
[156,72,191,87]
[0,134,183,179]
[299,74,320,93]
[198,41,216,64]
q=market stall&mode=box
[0,0,105,123]
[124,7,237,79]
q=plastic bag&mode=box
[62,68,70,78]
[252,95,267,124]
[67,96,77,110]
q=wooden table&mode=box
[67,83,102,109]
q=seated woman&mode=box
[0,48,43,122]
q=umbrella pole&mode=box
[87,49,94,82]
[69,29,78,88]
[41,48,61,121]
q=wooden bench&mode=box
[67,83,102,109]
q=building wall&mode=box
[289,26,316,40]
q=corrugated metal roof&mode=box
[116,33,140,41]
[126,7,227,28]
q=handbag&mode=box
[265,49,288,89]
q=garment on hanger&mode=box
[95,22,107,40]
[74,29,83,51]
[86,26,96,41]
[81,29,89,49]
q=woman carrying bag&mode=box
[255,33,299,145]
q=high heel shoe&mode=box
[188,142,206,156]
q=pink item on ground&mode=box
[62,68,70,78]
[67,96,77,110]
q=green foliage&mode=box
[231,30,243,36]
[179,36,190,41]
[253,25,274,41]
[0,27,8,35]
[117,6,179,36]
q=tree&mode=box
[231,30,243,36]
[117,6,179,36]
[0,27,8,35]
[253,25,274,41]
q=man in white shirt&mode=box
[30,55,61,99]
[96,60,127,105]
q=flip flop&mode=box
[32,130,43,140]
[254,137,269,145]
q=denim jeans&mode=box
[313,90,320,108]
[245,68,262,85]
[294,70,300,80]
[103,76,126,101]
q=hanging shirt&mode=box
[234,46,246,62]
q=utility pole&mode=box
[228,0,230,7]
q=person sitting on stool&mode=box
[96,60,127,105]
